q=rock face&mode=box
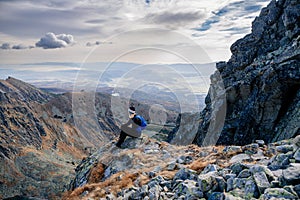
[193,0,300,146]
[65,135,300,199]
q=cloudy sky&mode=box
[0,0,271,98]
[0,0,270,65]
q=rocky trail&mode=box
[64,135,300,199]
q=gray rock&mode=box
[199,151,210,157]
[225,174,237,180]
[148,184,160,200]
[176,155,193,164]
[244,179,259,199]
[151,176,164,184]
[167,162,177,171]
[294,184,300,198]
[268,153,291,170]
[220,168,231,178]
[166,192,175,198]
[293,148,300,163]
[276,145,294,153]
[281,163,300,185]
[242,143,259,154]
[237,169,251,178]
[227,188,246,199]
[147,179,159,189]
[201,164,219,174]
[123,137,144,149]
[198,172,218,192]
[250,165,275,182]
[262,188,298,200]
[143,196,150,200]
[251,149,268,162]
[270,180,280,188]
[293,135,300,147]
[283,185,298,197]
[223,146,243,156]
[226,177,234,192]
[140,185,149,197]
[129,190,144,200]
[230,154,251,164]
[253,171,270,194]
[173,180,203,199]
[159,180,171,188]
[173,168,198,182]
[215,176,227,192]
[153,166,161,173]
[224,192,244,200]
[255,140,265,147]
[234,178,247,190]
[208,192,225,200]
[107,194,117,200]
[230,163,247,175]
[148,172,156,179]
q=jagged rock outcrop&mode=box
[65,135,300,199]
[194,0,300,146]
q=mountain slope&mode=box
[0,78,122,199]
[193,0,300,146]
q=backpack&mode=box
[135,115,147,132]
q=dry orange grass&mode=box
[64,171,139,199]
[57,141,85,159]
[187,159,215,172]
[186,145,233,172]
[158,170,178,180]
[88,163,105,184]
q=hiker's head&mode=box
[128,106,136,118]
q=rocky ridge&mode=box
[64,135,300,199]
[193,0,300,146]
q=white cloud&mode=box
[86,41,113,47]
[0,43,10,50]
[12,44,34,49]
[35,32,75,49]
[0,42,34,50]
[144,10,205,29]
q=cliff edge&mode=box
[194,0,300,146]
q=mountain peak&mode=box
[0,76,52,103]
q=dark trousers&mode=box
[116,130,128,147]
[116,124,138,147]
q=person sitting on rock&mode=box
[116,106,147,148]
